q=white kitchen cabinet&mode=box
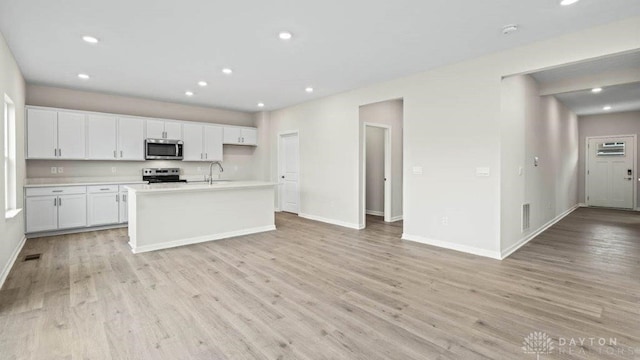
[27,109,86,159]
[25,187,87,233]
[182,123,223,161]
[117,117,145,160]
[87,114,118,160]
[146,119,182,140]
[88,191,120,226]
[223,126,257,146]
[57,194,88,229]
[118,186,132,223]
[26,196,58,232]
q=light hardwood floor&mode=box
[1,208,639,359]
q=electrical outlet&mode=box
[441,216,448,226]
[111,167,117,173]
[57,167,64,174]
[50,167,57,174]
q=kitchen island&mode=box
[126,181,276,253]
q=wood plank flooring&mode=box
[1,208,639,359]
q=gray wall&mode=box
[578,111,640,205]
[25,85,269,182]
[365,126,385,214]
[0,32,26,286]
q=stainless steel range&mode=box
[142,168,187,183]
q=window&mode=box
[4,94,18,218]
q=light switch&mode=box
[412,166,423,175]
[476,167,490,177]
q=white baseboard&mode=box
[298,213,364,230]
[27,223,127,239]
[366,210,384,217]
[401,233,501,260]
[0,235,27,289]
[578,203,587,207]
[500,203,580,259]
[131,225,277,254]
[389,215,403,222]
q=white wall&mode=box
[267,17,639,258]
[365,126,385,214]
[0,32,26,286]
[578,111,640,205]
[360,99,403,220]
[25,85,269,182]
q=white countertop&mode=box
[126,181,277,194]
[25,178,148,188]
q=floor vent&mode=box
[522,203,531,232]
[24,254,41,262]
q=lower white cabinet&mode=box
[25,193,87,233]
[88,186,120,226]
[118,185,135,223]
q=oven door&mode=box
[145,139,184,160]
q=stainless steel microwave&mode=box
[145,139,183,160]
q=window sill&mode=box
[5,208,22,220]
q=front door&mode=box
[280,133,299,214]
[587,136,635,209]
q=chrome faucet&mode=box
[208,161,224,184]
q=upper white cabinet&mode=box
[182,123,223,161]
[146,119,182,140]
[117,117,145,160]
[27,109,86,159]
[87,114,118,160]
[223,126,257,146]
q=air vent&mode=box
[522,204,531,232]
[24,254,41,262]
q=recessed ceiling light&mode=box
[222,68,233,75]
[198,81,208,87]
[560,0,580,5]
[82,35,99,44]
[279,31,293,40]
[603,105,612,111]
[305,87,314,93]
[591,87,603,93]
[257,103,265,108]
[77,73,90,80]
[185,91,194,96]
[502,24,519,35]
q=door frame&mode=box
[361,122,392,224]
[277,130,300,213]
[585,134,637,209]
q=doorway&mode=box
[586,135,636,209]
[364,124,392,222]
[278,131,300,214]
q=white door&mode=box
[57,194,87,229]
[87,115,117,160]
[182,123,204,161]
[88,193,120,225]
[118,117,145,160]
[164,121,182,140]
[279,133,299,214]
[26,196,58,232]
[587,136,635,209]
[146,119,165,139]
[204,125,223,161]
[241,128,258,145]
[57,112,86,159]
[27,108,57,159]
[223,127,241,144]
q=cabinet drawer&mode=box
[26,186,86,197]
[87,185,119,193]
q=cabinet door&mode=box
[87,115,118,160]
[182,123,204,161]
[164,121,182,140]
[204,125,223,161]
[119,192,128,223]
[240,128,258,145]
[146,119,165,139]
[26,196,58,232]
[57,112,86,159]
[88,193,120,226]
[27,109,57,159]
[57,194,87,229]
[223,127,241,144]
[118,117,145,160]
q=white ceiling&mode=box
[1,0,639,112]
[554,82,640,115]
[530,51,640,85]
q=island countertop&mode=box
[125,181,277,194]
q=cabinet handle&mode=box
[113,150,117,158]
[54,148,57,157]
[54,198,57,206]
[120,150,123,158]
[205,153,208,159]
[200,153,203,159]
[116,194,119,202]
[242,137,244,143]
[238,137,240,143]
[52,190,63,193]
[58,148,62,157]
[100,188,110,191]
[58,197,62,206]
[123,194,127,202]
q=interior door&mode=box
[279,133,299,214]
[587,136,635,209]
